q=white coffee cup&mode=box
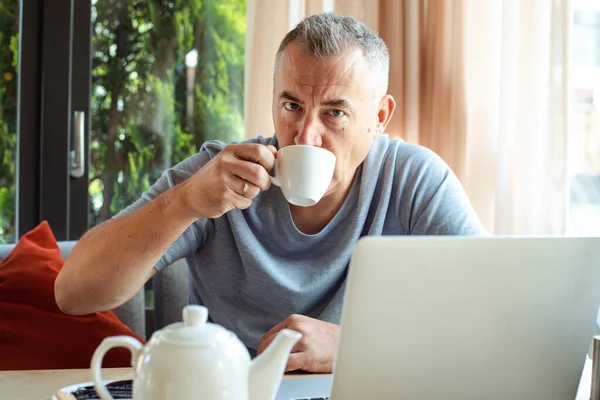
[270,145,336,207]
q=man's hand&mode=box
[179,143,277,219]
[256,314,340,373]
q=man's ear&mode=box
[376,95,396,135]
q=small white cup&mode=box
[270,145,336,207]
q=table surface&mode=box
[1,367,134,400]
[0,367,330,400]
[0,357,593,400]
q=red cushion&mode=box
[0,221,145,370]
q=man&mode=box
[55,12,485,373]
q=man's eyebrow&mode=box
[321,98,353,109]
[279,91,302,103]
[279,91,353,109]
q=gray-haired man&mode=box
[55,12,485,373]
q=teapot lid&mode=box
[155,305,232,346]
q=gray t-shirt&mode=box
[116,134,485,352]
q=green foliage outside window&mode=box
[0,0,246,243]
[0,1,19,244]
[89,0,246,226]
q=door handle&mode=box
[70,111,85,178]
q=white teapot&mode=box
[91,305,301,400]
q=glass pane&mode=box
[569,1,600,235]
[89,0,246,226]
[0,2,20,244]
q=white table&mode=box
[0,358,593,400]
[0,367,329,400]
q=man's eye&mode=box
[328,109,345,117]
[284,102,301,111]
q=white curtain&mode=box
[463,0,570,235]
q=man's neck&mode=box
[289,173,357,235]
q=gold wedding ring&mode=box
[242,180,249,196]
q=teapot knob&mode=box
[183,305,208,327]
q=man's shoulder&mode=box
[370,135,448,174]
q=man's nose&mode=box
[294,117,322,146]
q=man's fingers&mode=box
[256,333,276,355]
[257,316,296,355]
[260,315,337,373]
[231,144,276,171]
[261,316,295,343]
[227,161,271,191]
[236,197,253,210]
[266,144,278,157]
[258,331,304,357]
[236,176,261,199]
[285,352,308,372]
[226,178,258,205]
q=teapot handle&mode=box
[91,336,143,400]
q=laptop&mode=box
[275,236,600,400]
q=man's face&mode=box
[273,42,393,197]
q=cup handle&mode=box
[91,336,143,400]
[270,164,281,187]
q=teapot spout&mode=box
[249,329,302,400]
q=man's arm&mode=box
[54,186,196,315]
[55,143,277,315]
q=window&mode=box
[89,0,246,227]
[573,10,600,68]
[0,2,19,244]
[0,1,247,243]
[569,0,600,235]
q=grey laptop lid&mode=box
[330,236,600,399]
